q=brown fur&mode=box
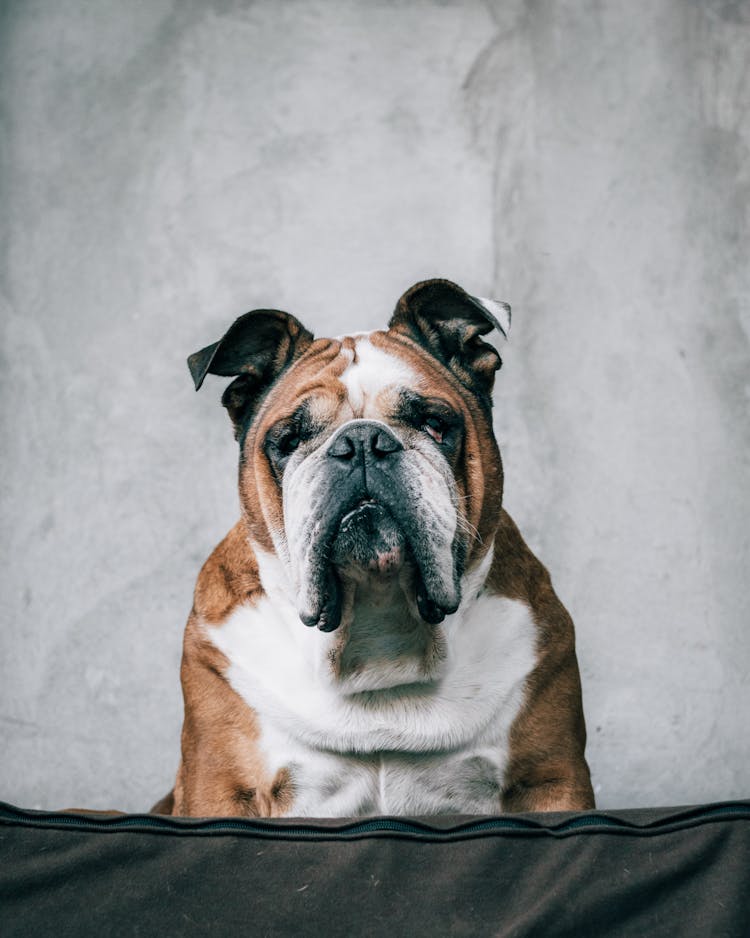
[490,511,594,810]
[241,338,347,552]
[168,523,294,817]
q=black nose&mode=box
[327,421,403,462]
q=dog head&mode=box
[188,279,510,633]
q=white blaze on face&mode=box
[338,334,420,418]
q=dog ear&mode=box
[389,279,510,399]
[187,309,314,436]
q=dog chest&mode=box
[270,743,508,817]
[204,589,537,815]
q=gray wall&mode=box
[1,0,748,812]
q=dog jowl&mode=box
[154,278,594,818]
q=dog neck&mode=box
[250,538,494,696]
[329,567,448,694]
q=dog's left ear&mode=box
[188,309,314,437]
[389,279,510,399]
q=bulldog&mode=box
[155,278,594,817]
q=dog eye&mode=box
[278,431,301,455]
[423,416,445,444]
[265,423,304,470]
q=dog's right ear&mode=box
[188,309,314,437]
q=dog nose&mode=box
[327,421,403,461]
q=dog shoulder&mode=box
[192,521,264,625]
[488,510,594,810]
[487,509,575,647]
[175,526,298,817]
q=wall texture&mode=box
[1,0,748,812]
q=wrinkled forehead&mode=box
[335,332,426,418]
[258,330,456,427]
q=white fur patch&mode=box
[206,545,538,816]
[339,334,423,416]
[474,296,511,340]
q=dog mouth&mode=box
[298,498,457,633]
[331,500,406,577]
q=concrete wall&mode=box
[1,0,748,812]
